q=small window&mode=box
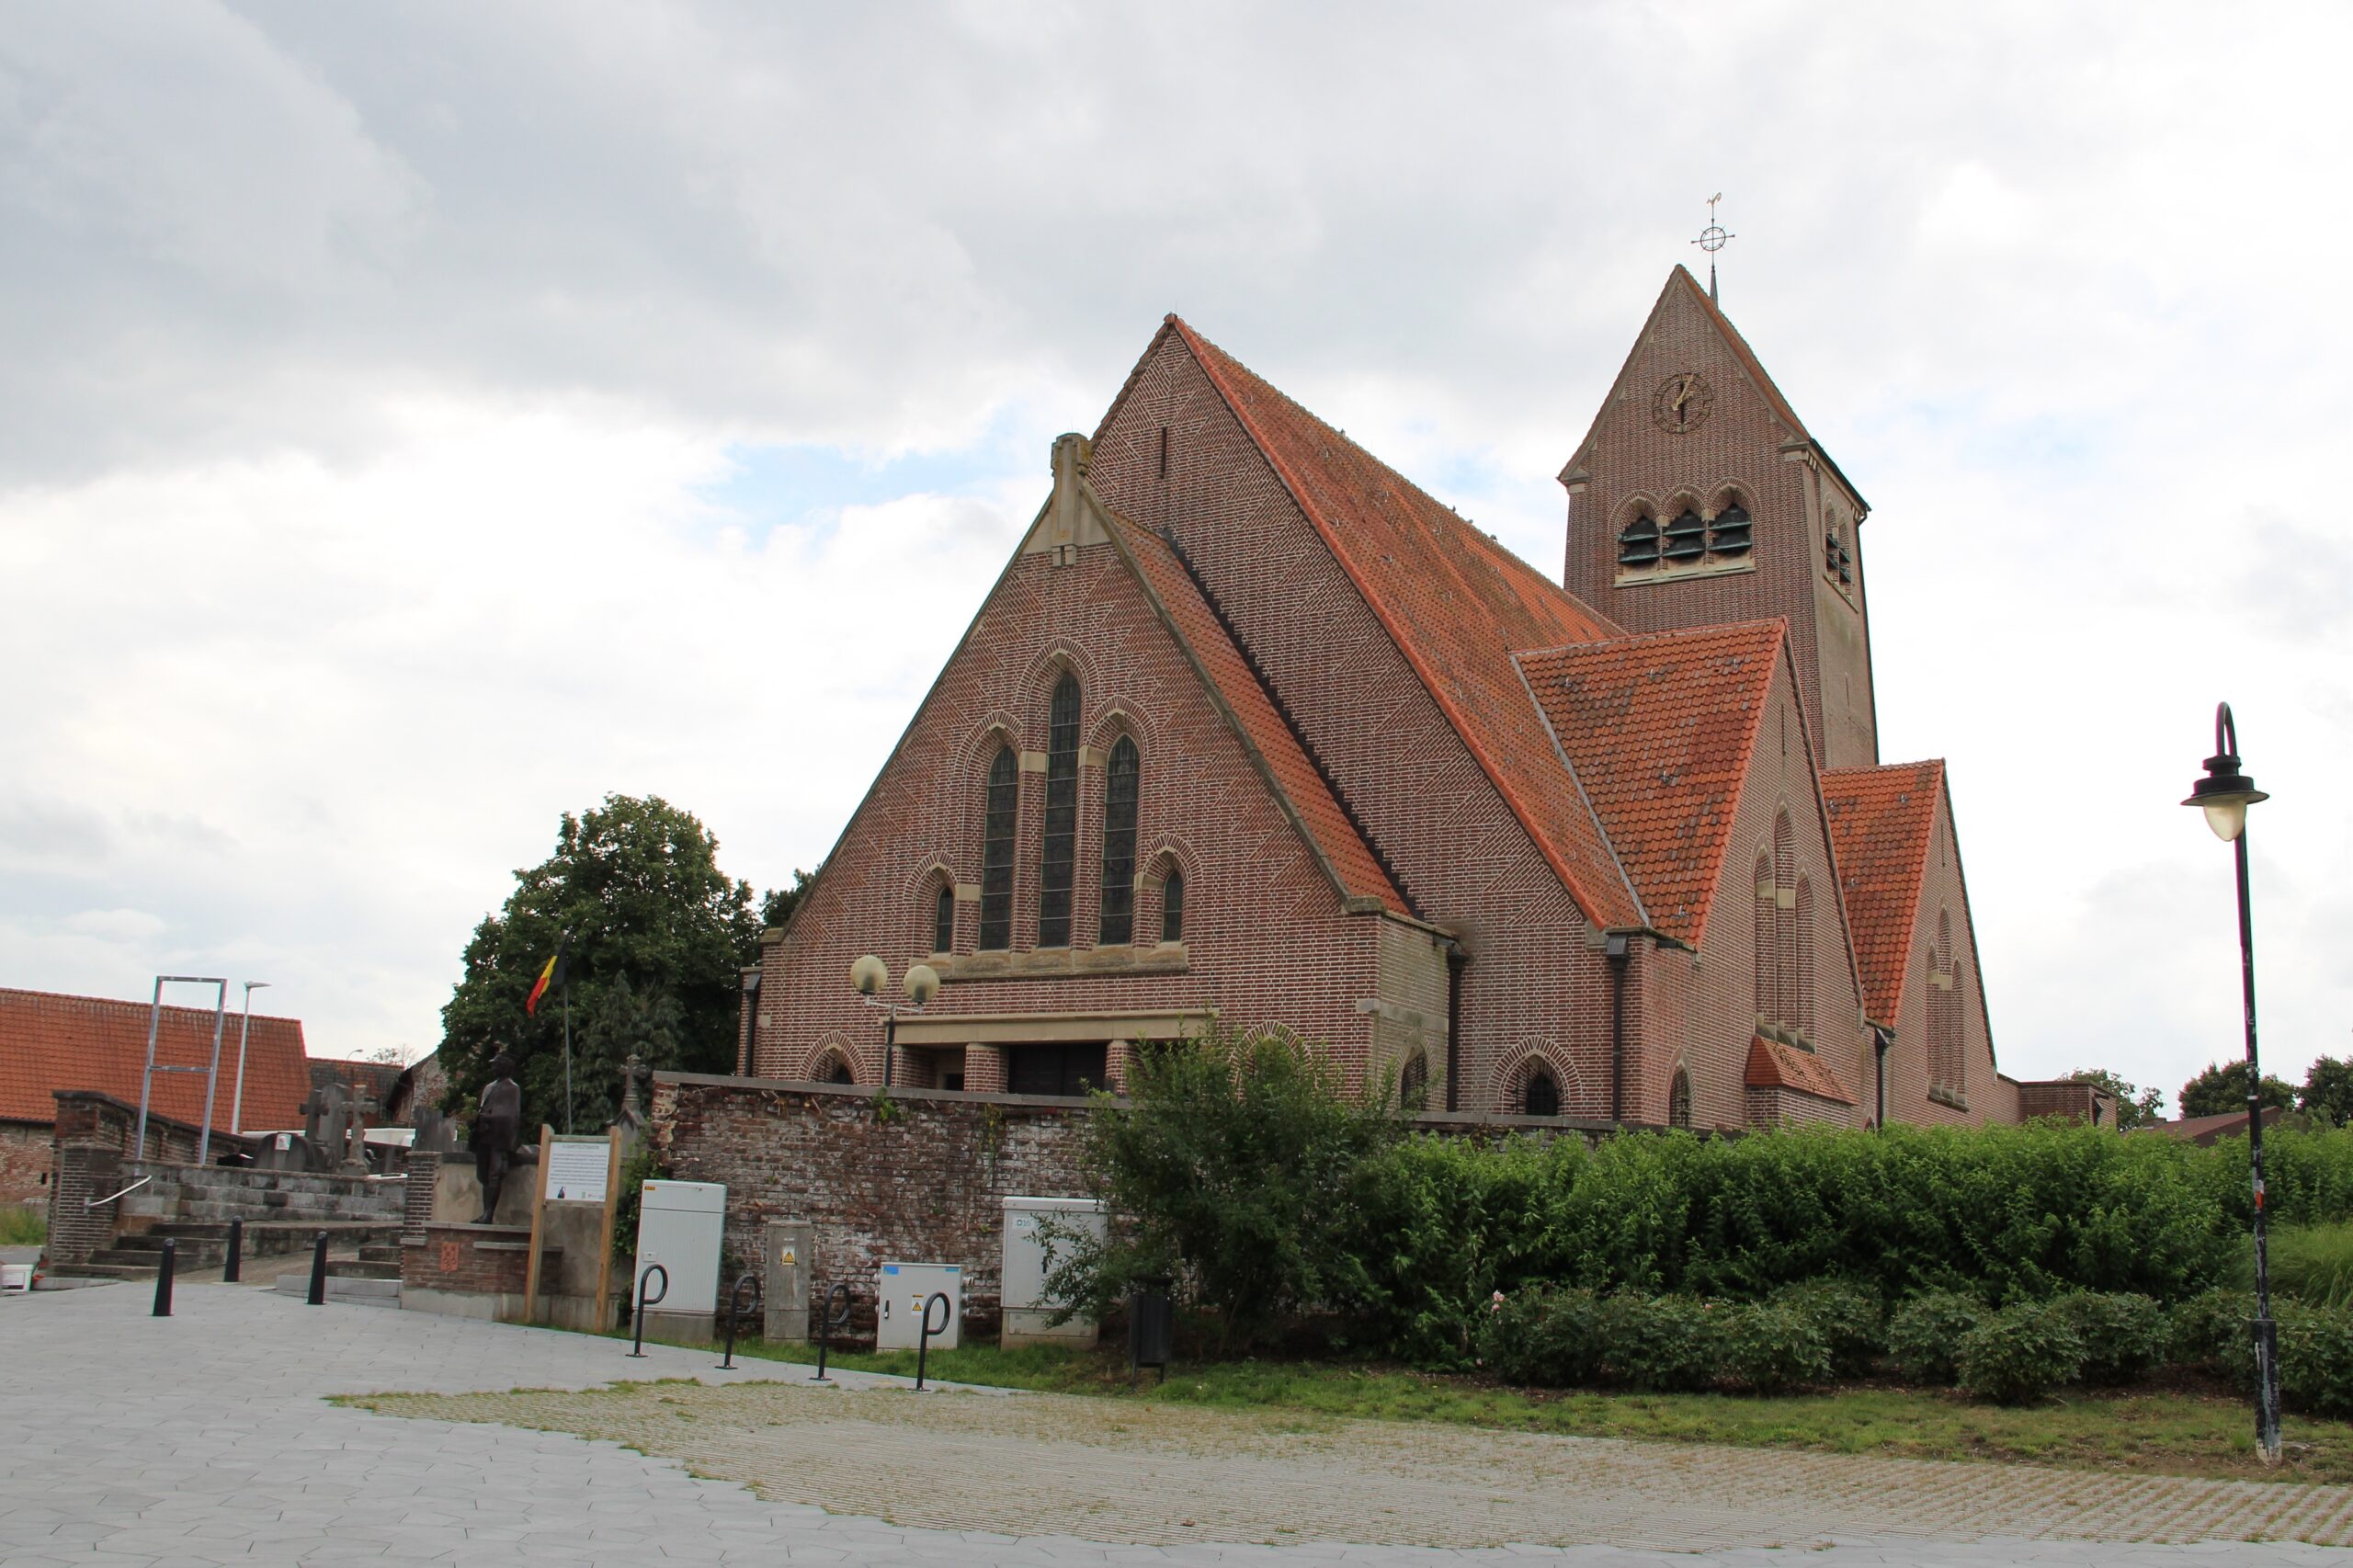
[980,746,1017,949]
[1399,1052,1429,1112]
[1668,1070,1692,1131]
[815,1052,854,1085]
[1098,737,1139,946]
[933,884,955,955]
[1522,1068,1560,1119]
[1616,514,1660,569]
[1161,869,1185,943]
[1662,508,1709,563]
[1709,502,1752,556]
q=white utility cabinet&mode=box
[632,1178,726,1317]
[1000,1196,1106,1346]
[875,1261,962,1349]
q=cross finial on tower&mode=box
[1692,193,1734,305]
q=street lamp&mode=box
[229,981,270,1140]
[850,955,939,1089]
[2181,700,2280,1465]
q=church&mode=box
[744,267,2106,1132]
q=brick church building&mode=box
[746,267,2103,1132]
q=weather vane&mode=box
[1692,193,1733,304]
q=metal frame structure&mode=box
[134,975,230,1168]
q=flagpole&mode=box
[562,974,574,1135]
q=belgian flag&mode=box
[525,937,568,1017]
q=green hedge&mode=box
[1347,1122,2267,1362]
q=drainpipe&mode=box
[1872,1025,1893,1130]
[1444,946,1465,1113]
[1605,933,1631,1125]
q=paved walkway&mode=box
[2,1281,2347,1566]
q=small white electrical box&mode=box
[632,1179,726,1317]
[875,1261,962,1349]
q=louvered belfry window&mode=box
[1710,502,1752,556]
[1616,514,1661,569]
[1037,676,1081,947]
[1097,736,1139,946]
[1662,507,1710,564]
[979,746,1017,950]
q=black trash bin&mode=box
[1129,1282,1173,1385]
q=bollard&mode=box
[811,1280,851,1383]
[627,1264,669,1358]
[914,1290,950,1392]
[222,1218,244,1284]
[307,1230,329,1306]
[716,1272,761,1370]
[152,1238,176,1317]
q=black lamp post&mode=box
[2182,700,2280,1465]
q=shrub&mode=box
[1887,1290,1984,1384]
[1596,1293,1719,1392]
[1773,1278,1883,1376]
[2165,1289,2256,1378]
[1956,1301,2085,1404]
[2251,1222,2353,1311]
[1715,1299,1835,1393]
[1041,1026,1398,1353]
[2051,1292,2166,1385]
[1477,1287,1606,1387]
[2279,1305,2353,1417]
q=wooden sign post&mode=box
[524,1126,626,1328]
[522,1122,551,1324]
[592,1127,622,1332]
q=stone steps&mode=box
[272,1273,400,1308]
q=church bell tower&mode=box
[1560,266,1880,771]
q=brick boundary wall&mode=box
[0,1120,51,1206]
[44,1090,222,1267]
[653,1071,1643,1338]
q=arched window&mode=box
[933,883,955,955]
[1929,909,1962,1096]
[1662,507,1709,564]
[1038,676,1081,947]
[1709,501,1752,557]
[1098,736,1139,945]
[1753,850,1776,1025]
[1399,1052,1429,1113]
[979,745,1017,949]
[1793,876,1815,1037]
[1522,1067,1561,1119]
[813,1051,854,1086]
[1161,869,1185,943]
[1668,1070,1692,1131]
[1773,812,1797,1028]
[1616,514,1660,570]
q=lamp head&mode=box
[2182,752,2267,843]
[849,954,887,996]
[904,963,939,1006]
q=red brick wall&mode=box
[1565,278,1880,773]
[1880,789,2012,1127]
[1086,337,1616,1117]
[0,1121,50,1205]
[754,513,1392,1089]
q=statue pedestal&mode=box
[400,1221,566,1324]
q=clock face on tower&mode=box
[1651,371,1714,434]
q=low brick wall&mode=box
[0,1120,50,1206]
[653,1073,1097,1338]
[45,1091,224,1267]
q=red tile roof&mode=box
[1166,318,1645,930]
[0,987,312,1131]
[1821,760,1945,1024]
[1745,1034,1858,1106]
[1111,517,1407,915]
[1518,621,1785,945]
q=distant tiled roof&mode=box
[1745,1034,1858,1105]
[1821,760,1945,1023]
[1113,517,1408,915]
[2144,1105,2288,1145]
[1168,318,1644,930]
[309,1057,405,1115]
[1518,621,1784,945]
[0,987,312,1131]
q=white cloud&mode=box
[0,1,2347,1099]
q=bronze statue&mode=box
[472,1052,523,1224]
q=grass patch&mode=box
[699,1336,2353,1486]
[0,1206,46,1246]
[2242,1222,2353,1311]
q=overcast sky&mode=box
[3,3,2347,1110]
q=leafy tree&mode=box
[2179,1060,2297,1120]
[1041,1027,1400,1354]
[2302,1056,2353,1128]
[2065,1068,2165,1130]
[438,794,760,1133]
[760,869,814,931]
